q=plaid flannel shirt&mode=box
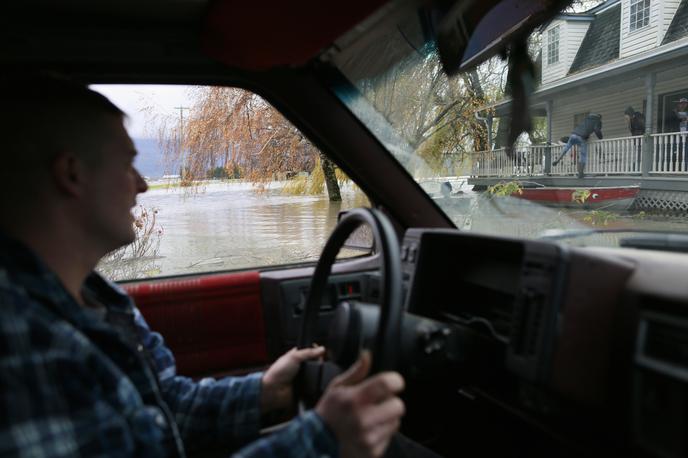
[0,234,337,457]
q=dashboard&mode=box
[262,227,688,457]
[398,228,688,458]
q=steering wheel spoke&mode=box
[296,208,404,405]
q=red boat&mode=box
[514,185,640,210]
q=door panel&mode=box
[122,256,380,378]
[259,256,382,357]
[123,271,269,377]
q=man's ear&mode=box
[52,152,89,198]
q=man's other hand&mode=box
[261,346,325,416]
[316,351,405,458]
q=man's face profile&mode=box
[78,115,148,255]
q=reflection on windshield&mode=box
[333,0,688,248]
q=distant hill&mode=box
[133,137,166,179]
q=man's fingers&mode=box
[368,420,401,457]
[290,346,325,362]
[355,372,405,404]
[330,350,371,387]
[360,397,405,429]
[315,351,405,458]
[371,438,393,458]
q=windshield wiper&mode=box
[619,234,688,253]
[539,228,688,253]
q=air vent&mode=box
[510,256,551,356]
[490,301,515,339]
[505,251,560,383]
[634,312,688,458]
[644,320,688,369]
[510,290,545,357]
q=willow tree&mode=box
[159,86,342,201]
[357,47,503,175]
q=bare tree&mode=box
[158,87,342,201]
[358,48,504,172]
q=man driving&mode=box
[0,75,407,457]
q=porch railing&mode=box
[470,133,688,178]
[548,136,643,175]
[588,136,643,174]
[470,146,544,178]
[651,132,688,173]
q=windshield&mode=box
[332,0,688,248]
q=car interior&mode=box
[3,0,688,457]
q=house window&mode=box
[659,90,688,133]
[630,0,651,32]
[547,26,560,65]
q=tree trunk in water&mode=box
[320,154,341,201]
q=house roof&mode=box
[487,35,688,115]
[662,0,688,44]
[538,0,614,31]
[568,3,620,74]
[584,0,620,15]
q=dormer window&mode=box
[547,26,560,64]
[630,0,651,32]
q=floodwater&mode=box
[99,179,688,282]
[99,181,368,281]
[429,178,688,248]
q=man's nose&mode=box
[135,168,148,193]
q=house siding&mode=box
[663,0,681,29]
[620,0,662,57]
[542,21,568,84]
[550,76,646,141]
[548,63,688,141]
[566,22,592,68]
[542,20,591,84]
[660,0,683,41]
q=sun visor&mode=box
[436,0,572,75]
[201,0,387,70]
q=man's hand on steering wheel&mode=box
[316,351,406,458]
[261,346,406,458]
[261,346,326,420]
[292,208,406,456]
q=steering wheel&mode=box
[296,207,404,405]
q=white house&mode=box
[476,0,688,178]
[536,0,688,141]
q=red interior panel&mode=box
[124,272,269,377]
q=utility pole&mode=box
[175,106,190,180]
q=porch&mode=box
[467,132,688,213]
[469,132,688,178]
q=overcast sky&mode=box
[90,84,195,139]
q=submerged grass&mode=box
[281,159,369,205]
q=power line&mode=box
[174,107,190,178]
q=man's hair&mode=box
[0,73,125,206]
[1,73,124,159]
[625,106,635,116]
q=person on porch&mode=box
[673,97,688,133]
[625,106,645,136]
[625,106,645,170]
[668,98,688,170]
[552,113,603,178]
